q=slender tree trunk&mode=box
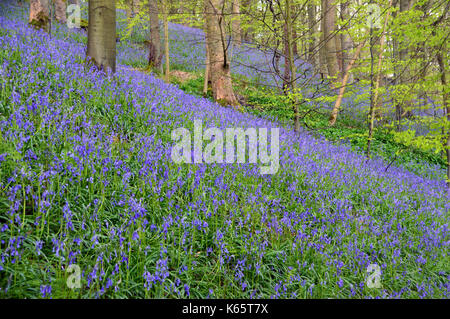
[232,0,241,46]
[205,0,239,108]
[335,25,343,78]
[367,1,392,158]
[436,49,449,188]
[286,0,300,132]
[322,0,339,79]
[54,0,66,24]
[241,0,253,43]
[307,3,318,68]
[319,1,328,77]
[87,0,116,74]
[203,19,211,96]
[431,2,450,186]
[148,0,162,70]
[163,0,170,82]
[396,0,413,123]
[29,0,50,32]
[283,23,291,92]
[340,1,353,82]
[329,37,368,126]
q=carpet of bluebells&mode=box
[0,2,449,298]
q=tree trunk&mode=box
[319,1,328,77]
[87,0,116,74]
[29,0,50,31]
[148,0,162,70]
[241,0,253,43]
[286,0,300,132]
[436,50,449,188]
[396,0,413,124]
[163,0,170,82]
[307,3,318,68]
[335,25,343,77]
[367,0,392,158]
[205,0,239,108]
[232,0,241,46]
[340,1,353,83]
[203,19,211,96]
[322,0,339,79]
[283,23,291,91]
[329,38,367,126]
[54,0,67,24]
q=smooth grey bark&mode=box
[54,0,67,24]
[286,0,300,132]
[318,1,328,77]
[322,0,339,79]
[232,0,241,46]
[87,0,116,74]
[340,1,353,82]
[307,3,318,68]
[148,0,162,70]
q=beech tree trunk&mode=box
[335,25,343,77]
[163,0,170,82]
[54,0,67,24]
[367,1,392,158]
[241,0,253,43]
[203,19,211,96]
[396,0,413,124]
[438,53,450,187]
[318,1,328,77]
[232,0,241,46]
[205,0,239,108]
[286,0,300,132]
[322,0,339,79]
[87,0,116,74]
[283,23,291,91]
[340,1,353,82]
[148,0,162,70]
[307,3,318,68]
[29,0,50,31]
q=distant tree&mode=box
[87,0,116,73]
